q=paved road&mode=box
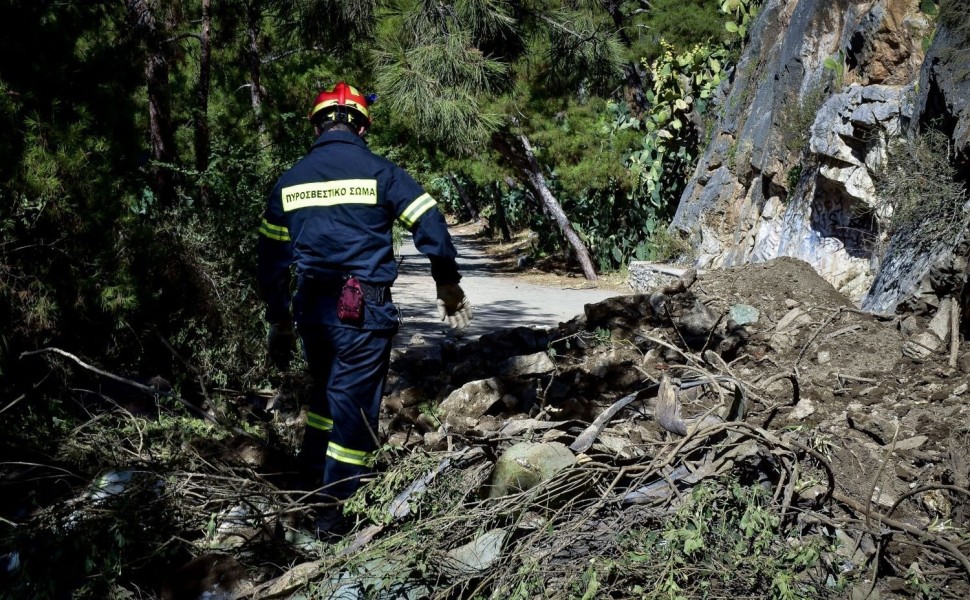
[390,230,628,347]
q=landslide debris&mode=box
[4,256,969,599]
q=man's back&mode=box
[272,129,401,284]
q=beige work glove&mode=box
[436,284,473,329]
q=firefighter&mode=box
[256,81,472,538]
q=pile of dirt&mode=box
[374,254,970,597]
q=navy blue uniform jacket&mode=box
[257,129,460,329]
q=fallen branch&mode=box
[832,491,970,580]
[569,387,655,453]
[824,325,860,340]
[20,346,259,443]
[950,299,961,368]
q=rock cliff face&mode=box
[671,0,969,315]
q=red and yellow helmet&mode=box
[308,81,372,126]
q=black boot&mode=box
[313,506,353,542]
[294,427,328,492]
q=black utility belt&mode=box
[300,277,391,304]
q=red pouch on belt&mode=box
[337,276,365,324]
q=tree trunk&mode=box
[246,1,271,148]
[125,0,179,208]
[600,0,648,115]
[195,0,212,205]
[492,131,598,281]
[447,172,480,224]
[492,182,513,242]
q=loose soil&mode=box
[387,223,970,596]
[9,221,969,598]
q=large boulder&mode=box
[485,441,577,498]
[437,378,506,433]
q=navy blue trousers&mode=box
[298,323,395,502]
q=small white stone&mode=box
[790,398,817,420]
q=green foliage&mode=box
[573,39,727,267]
[615,478,827,598]
[720,0,761,43]
[344,448,445,525]
[822,51,846,89]
[533,7,627,95]
[781,83,826,157]
[3,483,181,599]
[786,164,804,192]
[0,402,240,598]
[372,0,511,151]
[638,0,728,61]
[634,40,727,197]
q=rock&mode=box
[902,331,942,360]
[486,441,576,498]
[959,353,970,375]
[161,554,251,600]
[775,307,811,332]
[585,295,654,330]
[769,331,797,353]
[926,298,952,343]
[789,398,816,420]
[893,435,928,452]
[870,486,897,508]
[899,315,920,337]
[728,304,760,326]
[437,529,508,578]
[679,300,718,336]
[438,378,505,432]
[498,352,556,376]
[667,0,965,314]
[847,411,897,445]
[915,21,970,155]
[403,344,443,365]
[642,348,663,368]
[384,387,427,414]
[422,431,448,450]
[662,268,698,294]
[470,327,551,360]
[627,262,684,293]
[386,431,422,448]
[834,528,875,570]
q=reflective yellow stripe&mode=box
[398,193,436,228]
[306,411,333,432]
[281,179,378,212]
[259,218,291,241]
[312,98,370,119]
[326,442,374,467]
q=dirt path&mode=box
[391,226,630,347]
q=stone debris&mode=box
[485,441,577,498]
[186,256,970,598]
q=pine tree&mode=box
[372,0,631,280]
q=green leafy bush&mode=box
[615,478,827,599]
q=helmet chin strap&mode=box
[317,111,367,136]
